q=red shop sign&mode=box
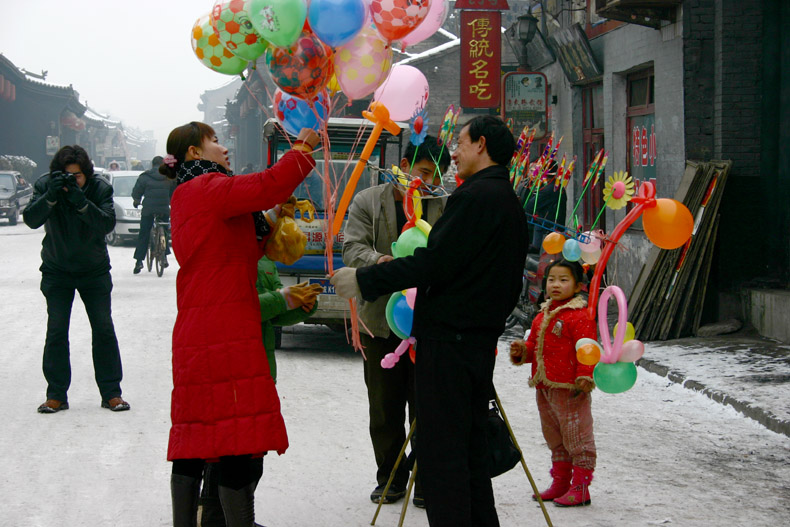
[460,10,501,109]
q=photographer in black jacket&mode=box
[331,116,528,527]
[23,145,129,414]
[131,156,175,273]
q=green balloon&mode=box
[392,227,428,258]
[385,292,409,340]
[593,362,638,394]
[248,0,307,48]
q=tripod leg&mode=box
[371,419,417,526]
[494,391,554,527]
[397,461,417,527]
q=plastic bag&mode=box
[264,199,315,265]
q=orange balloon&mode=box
[642,198,693,250]
[542,232,566,254]
[576,343,601,366]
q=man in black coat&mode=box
[331,116,528,527]
[131,156,175,273]
[23,145,129,414]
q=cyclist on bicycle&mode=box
[132,156,175,274]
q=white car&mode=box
[104,170,143,246]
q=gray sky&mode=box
[1,0,243,151]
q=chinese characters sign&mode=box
[501,72,548,139]
[628,114,658,180]
[460,10,501,108]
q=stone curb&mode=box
[637,357,790,439]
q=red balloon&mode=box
[265,30,333,100]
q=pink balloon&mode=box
[405,287,417,309]
[597,285,628,364]
[381,337,415,369]
[334,26,393,100]
[373,64,429,121]
[579,229,602,253]
[401,0,448,49]
[619,339,645,362]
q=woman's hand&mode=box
[296,128,320,151]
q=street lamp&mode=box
[505,10,540,70]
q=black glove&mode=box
[133,200,140,208]
[45,172,67,202]
[64,178,88,210]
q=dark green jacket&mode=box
[256,256,317,382]
[23,173,116,275]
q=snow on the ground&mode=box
[643,341,790,425]
[1,223,789,527]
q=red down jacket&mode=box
[524,295,597,389]
[167,150,315,461]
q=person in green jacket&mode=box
[255,255,322,382]
[198,255,322,526]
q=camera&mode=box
[64,173,77,186]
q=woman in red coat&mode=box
[159,121,318,527]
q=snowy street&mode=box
[1,222,788,527]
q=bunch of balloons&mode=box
[575,285,645,394]
[192,0,442,134]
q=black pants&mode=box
[415,337,499,527]
[134,213,170,262]
[40,271,123,403]
[361,332,416,489]
[172,456,264,491]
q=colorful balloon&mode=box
[385,291,413,338]
[308,0,366,47]
[248,0,306,48]
[210,0,268,61]
[593,362,638,394]
[265,29,333,100]
[642,198,694,250]
[579,230,601,253]
[597,285,629,363]
[334,26,393,101]
[542,232,565,255]
[581,248,601,265]
[404,287,417,309]
[562,239,582,261]
[391,226,428,258]
[373,64,429,121]
[613,321,635,343]
[273,89,327,136]
[191,14,248,75]
[575,338,602,366]
[400,0,448,48]
[370,0,431,42]
[619,339,645,362]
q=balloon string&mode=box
[554,184,564,224]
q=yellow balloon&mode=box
[613,321,635,342]
[327,74,341,96]
[581,248,601,265]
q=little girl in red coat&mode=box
[510,258,597,507]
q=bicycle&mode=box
[146,215,170,277]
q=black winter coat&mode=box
[357,164,528,347]
[23,173,116,276]
[132,168,174,216]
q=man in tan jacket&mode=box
[342,137,450,507]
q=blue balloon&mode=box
[562,239,582,262]
[308,0,366,47]
[391,293,414,337]
[275,90,327,137]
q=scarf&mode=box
[176,160,271,240]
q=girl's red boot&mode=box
[554,466,593,506]
[532,462,572,501]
